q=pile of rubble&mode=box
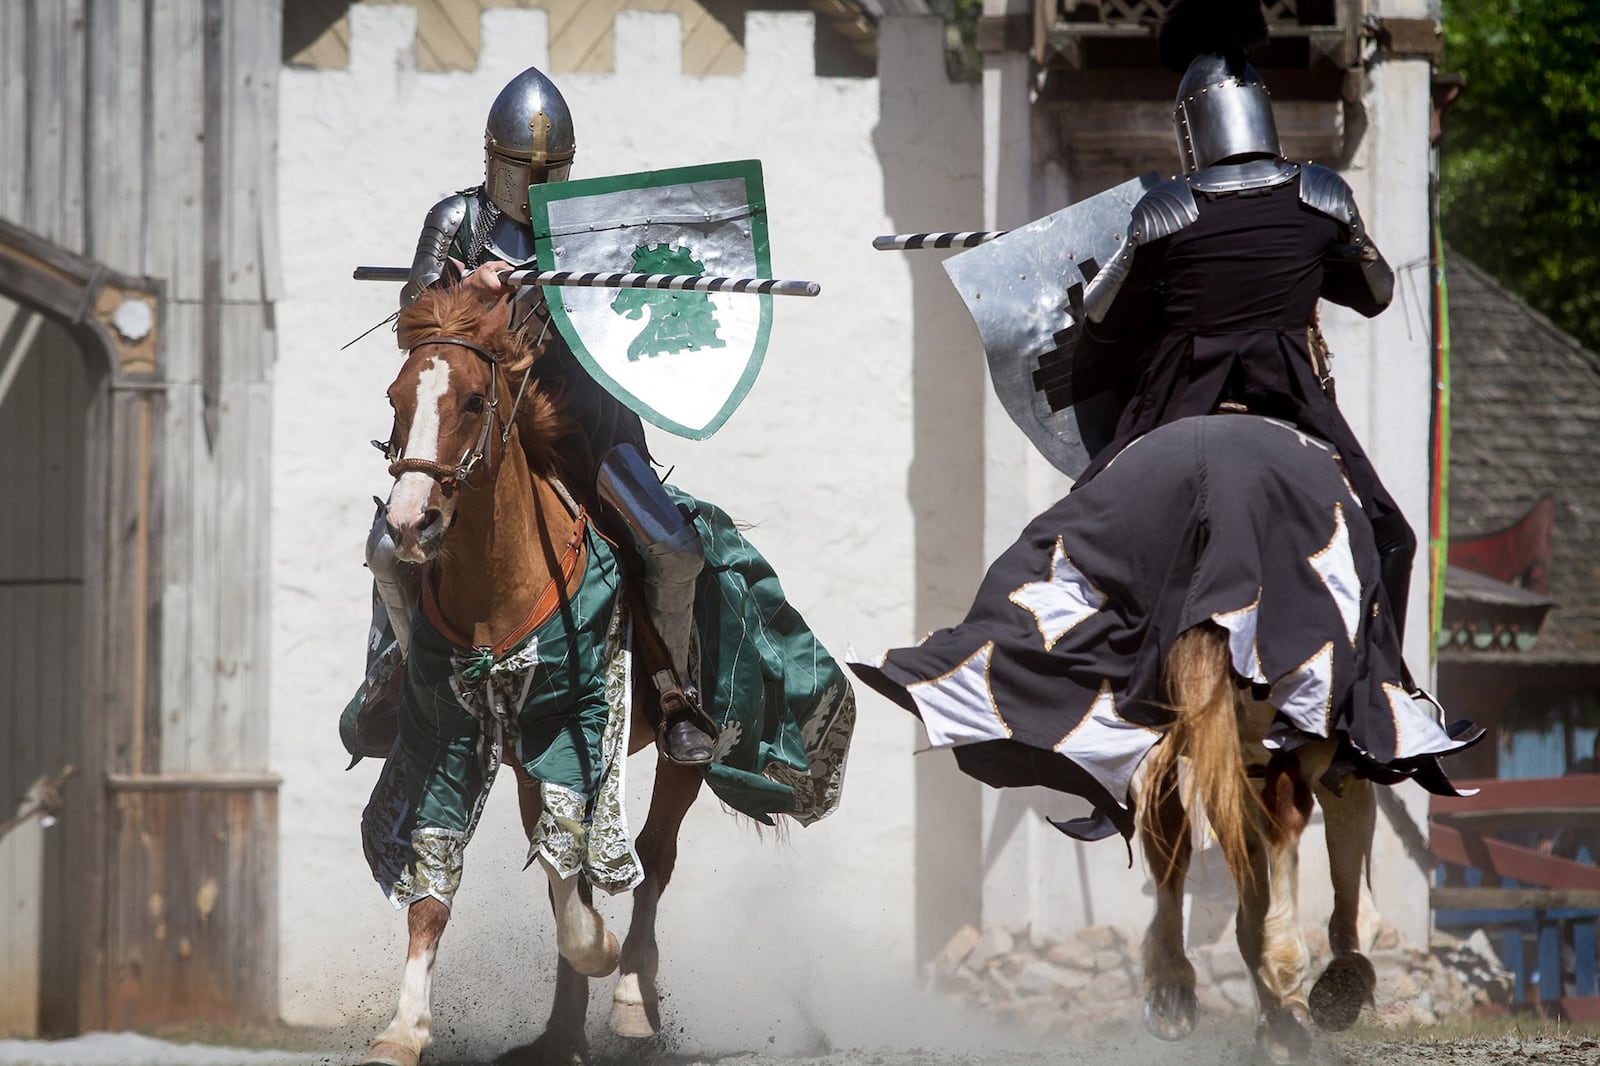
[928,922,1514,1037]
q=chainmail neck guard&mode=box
[467,197,503,269]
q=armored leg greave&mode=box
[596,445,704,682]
[366,505,421,656]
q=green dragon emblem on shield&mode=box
[611,243,728,362]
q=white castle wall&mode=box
[273,6,989,1053]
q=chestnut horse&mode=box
[1136,626,1378,1064]
[362,286,700,1066]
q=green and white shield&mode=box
[528,160,772,439]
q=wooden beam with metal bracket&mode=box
[1373,16,1443,65]
[976,14,1033,55]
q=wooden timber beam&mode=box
[1432,775,1600,816]
[1373,16,1443,65]
[1430,822,1600,891]
[1431,887,1600,912]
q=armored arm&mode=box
[1071,182,1192,405]
[1082,177,1197,332]
[399,194,469,308]
[1301,165,1394,316]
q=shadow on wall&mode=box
[871,15,986,967]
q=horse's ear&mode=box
[440,259,464,288]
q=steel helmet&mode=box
[483,66,576,225]
[1172,52,1282,174]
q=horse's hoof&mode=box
[571,930,620,978]
[361,1039,421,1066]
[609,972,662,1038]
[1255,1003,1312,1066]
[609,999,657,1039]
[1142,982,1198,1041]
[1309,953,1376,1031]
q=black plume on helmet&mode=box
[1157,0,1269,73]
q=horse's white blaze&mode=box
[387,357,452,529]
[373,944,437,1056]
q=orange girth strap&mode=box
[421,509,590,658]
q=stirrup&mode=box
[653,670,716,766]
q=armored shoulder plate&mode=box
[426,193,469,232]
[1129,177,1200,243]
[1302,165,1393,311]
[1187,158,1299,196]
[1298,164,1357,226]
[1084,179,1198,323]
[400,194,470,308]
[1084,179,1197,323]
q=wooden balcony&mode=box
[983,0,1372,191]
[1041,0,1359,76]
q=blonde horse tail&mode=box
[1139,623,1254,888]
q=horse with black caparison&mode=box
[360,285,704,1066]
[849,412,1471,1066]
[1119,421,1474,1064]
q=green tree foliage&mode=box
[929,0,984,82]
[1441,1,1600,351]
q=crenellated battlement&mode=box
[278,6,968,267]
[288,2,880,78]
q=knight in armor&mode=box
[357,66,717,766]
[1075,2,1417,651]
[845,3,1474,847]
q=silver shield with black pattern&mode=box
[943,173,1159,479]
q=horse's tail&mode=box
[1139,622,1255,888]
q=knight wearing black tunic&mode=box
[1076,99,1416,649]
[846,43,1470,842]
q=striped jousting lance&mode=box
[871,230,1007,251]
[352,265,820,297]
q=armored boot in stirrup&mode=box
[596,444,717,765]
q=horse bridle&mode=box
[375,336,534,490]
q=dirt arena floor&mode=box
[6,1020,1599,1066]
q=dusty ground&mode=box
[4,1020,1600,1066]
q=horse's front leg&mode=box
[610,756,704,1038]
[1237,753,1314,1065]
[1139,762,1198,1041]
[508,758,619,973]
[1309,774,1377,1030]
[542,857,620,976]
[363,896,450,1066]
[504,760,616,1065]
[496,876,605,1066]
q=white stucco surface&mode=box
[273,7,985,1054]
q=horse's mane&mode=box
[396,287,586,486]
[396,286,530,367]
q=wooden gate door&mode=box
[0,298,89,1036]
